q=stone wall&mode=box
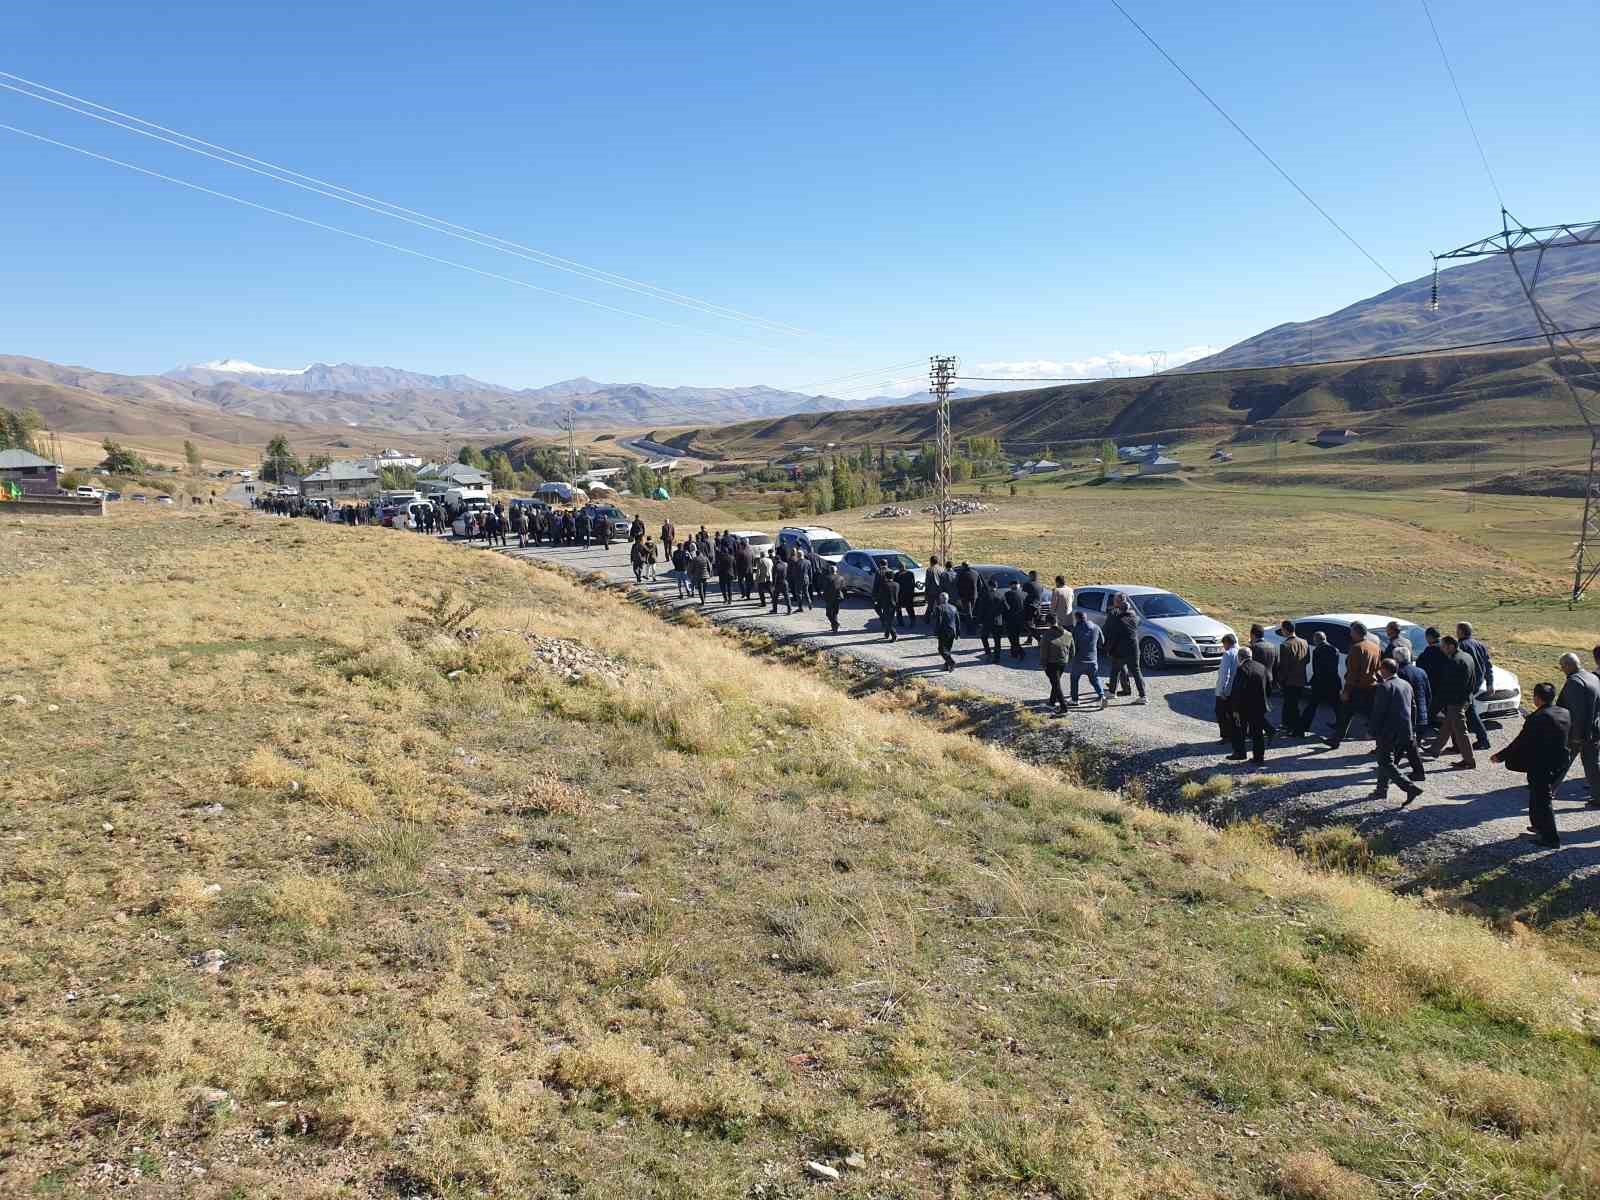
[1,495,106,517]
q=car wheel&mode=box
[1139,637,1164,669]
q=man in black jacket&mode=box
[714,543,735,604]
[1371,659,1424,804]
[872,562,899,641]
[822,564,844,633]
[734,538,754,601]
[955,562,978,633]
[790,551,812,612]
[1298,631,1342,737]
[1104,593,1147,704]
[1491,681,1569,848]
[976,579,1003,661]
[1417,626,1450,726]
[1230,649,1272,765]
[1001,581,1027,660]
[1557,652,1600,803]
[1426,635,1478,768]
[894,563,918,628]
[1248,624,1278,696]
[1456,622,1495,752]
[770,553,791,615]
[923,557,942,625]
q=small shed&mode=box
[300,460,382,500]
[1138,455,1181,476]
[0,448,62,495]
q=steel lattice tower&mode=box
[929,356,957,564]
[1435,211,1600,604]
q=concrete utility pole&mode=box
[929,356,958,564]
[557,408,577,476]
[1435,211,1600,603]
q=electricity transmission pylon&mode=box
[1434,210,1600,604]
[930,356,957,563]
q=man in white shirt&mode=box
[1214,633,1243,747]
[1049,574,1074,628]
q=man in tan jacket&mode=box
[1325,621,1381,750]
[1274,620,1310,736]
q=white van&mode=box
[777,525,852,564]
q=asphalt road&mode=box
[487,536,1599,899]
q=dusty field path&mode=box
[489,535,1600,904]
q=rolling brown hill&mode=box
[663,343,1594,459]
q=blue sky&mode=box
[4,0,1595,397]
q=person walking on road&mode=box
[1214,632,1243,747]
[630,537,648,583]
[630,513,646,543]
[1067,610,1107,709]
[931,590,960,671]
[1248,625,1278,694]
[1031,610,1070,711]
[1325,622,1381,750]
[1103,593,1147,704]
[956,562,978,633]
[791,550,813,612]
[671,542,690,598]
[644,537,658,581]
[1425,634,1478,769]
[660,519,675,562]
[1556,652,1600,804]
[1392,645,1432,743]
[976,578,1003,661]
[822,563,844,633]
[735,538,754,600]
[1001,580,1027,661]
[873,561,900,641]
[1275,620,1309,736]
[1417,626,1450,728]
[1456,622,1496,752]
[923,557,942,625]
[771,552,791,615]
[1371,658,1425,803]
[1492,681,1569,849]
[1022,571,1044,646]
[715,542,735,604]
[685,544,709,605]
[894,562,918,629]
[1231,645,1272,764]
[1049,575,1074,630]
[754,550,772,609]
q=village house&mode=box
[0,447,62,495]
[299,460,382,500]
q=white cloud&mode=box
[970,344,1221,381]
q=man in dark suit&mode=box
[1248,624,1278,695]
[894,562,918,628]
[873,561,899,641]
[1274,620,1309,738]
[1491,681,1570,849]
[1425,634,1478,768]
[1370,659,1424,804]
[1230,648,1272,765]
[1457,621,1495,752]
[1001,581,1027,660]
[1557,652,1600,804]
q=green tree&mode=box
[679,474,699,498]
[713,481,727,502]
[457,445,489,469]
[487,451,517,491]
[0,405,43,453]
[627,462,656,497]
[60,470,86,491]
[183,439,202,474]
[99,439,144,476]
[261,436,301,483]
[305,454,333,474]
[379,465,416,490]
[1098,438,1117,480]
[830,459,860,511]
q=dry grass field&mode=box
[3,507,1600,1198]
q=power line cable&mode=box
[1105,0,1400,285]
[953,321,1600,383]
[0,121,793,351]
[0,70,814,338]
[1416,0,1504,209]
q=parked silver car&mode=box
[1071,584,1236,668]
[835,549,923,597]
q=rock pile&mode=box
[863,505,912,519]
[922,499,995,516]
[526,634,629,686]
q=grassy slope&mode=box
[2,510,1599,1199]
[669,346,1585,461]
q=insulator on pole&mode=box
[1429,259,1440,312]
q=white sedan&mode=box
[1263,613,1522,719]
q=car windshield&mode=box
[1398,625,1427,657]
[1133,592,1199,619]
[812,538,849,555]
[745,535,772,547]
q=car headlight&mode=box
[1170,631,1194,646]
